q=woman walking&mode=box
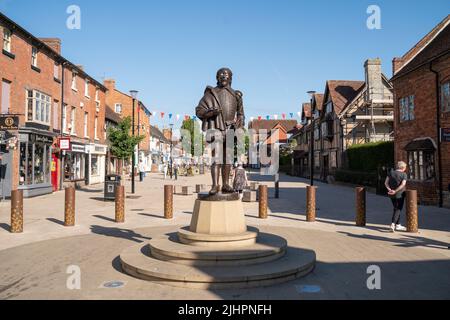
[385,161,408,232]
[233,163,248,196]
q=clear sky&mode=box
[0,0,448,128]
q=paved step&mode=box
[120,242,316,289]
[150,232,287,266]
[178,226,259,247]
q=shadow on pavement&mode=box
[90,225,151,243]
[0,223,10,232]
[93,215,116,223]
[46,218,65,226]
[138,213,166,219]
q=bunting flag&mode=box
[192,116,197,121]
[160,112,165,119]
[169,113,173,120]
[289,113,294,119]
[258,116,262,121]
[273,114,279,120]
[297,112,302,118]
[250,117,255,122]
[266,115,270,120]
[152,110,157,117]
[184,115,190,121]
[176,114,180,121]
[282,113,286,120]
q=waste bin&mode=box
[104,174,122,200]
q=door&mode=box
[51,154,58,192]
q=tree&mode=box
[107,116,145,167]
[181,119,204,156]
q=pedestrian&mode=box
[233,163,248,197]
[163,163,168,180]
[385,161,408,232]
[139,160,146,182]
[174,164,178,180]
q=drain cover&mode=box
[295,285,321,293]
[102,281,126,289]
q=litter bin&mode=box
[105,174,122,200]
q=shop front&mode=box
[63,143,88,186]
[18,131,54,197]
[88,143,107,185]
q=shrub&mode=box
[346,141,394,172]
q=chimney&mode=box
[364,58,383,102]
[392,57,405,76]
[103,79,116,91]
[39,38,61,54]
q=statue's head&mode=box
[216,68,233,87]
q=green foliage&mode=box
[181,119,204,156]
[335,169,378,187]
[279,154,291,166]
[107,116,145,160]
[347,141,394,172]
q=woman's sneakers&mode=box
[390,223,407,232]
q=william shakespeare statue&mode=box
[196,68,245,195]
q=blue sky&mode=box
[0,0,448,128]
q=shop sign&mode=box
[442,128,450,142]
[59,138,71,151]
[30,134,53,144]
[71,144,87,153]
[0,115,19,130]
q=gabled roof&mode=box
[323,80,365,114]
[150,126,170,144]
[313,93,324,111]
[393,15,450,78]
[302,103,311,119]
[248,120,298,132]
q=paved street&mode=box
[0,172,449,300]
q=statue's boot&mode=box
[209,164,221,195]
[221,164,235,194]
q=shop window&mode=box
[64,153,85,181]
[19,141,51,186]
[34,144,45,184]
[26,90,52,125]
[407,150,435,181]
[91,155,99,176]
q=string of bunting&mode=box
[149,110,303,122]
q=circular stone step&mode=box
[120,242,316,289]
[150,233,287,266]
[178,226,259,247]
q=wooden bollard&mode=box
[64,187,75,227]
[306,186,316,222]
[406,190,418,233]
[10,190,23,233]
[115,185,125,223]
[355,187,366,227]
[259,185,268,219]
[164,185,173,219]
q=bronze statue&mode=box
[196,68,245,195]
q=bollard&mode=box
[10,190,23,233]
[306,186,316,222]
[64,187,76,227]
[259,185,268,219]
[115,185,125,223]
[355,187,366,227]
[164,185,174,219]
[406,190,418,233]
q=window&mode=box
[70,107,76,135]
[54,64,60,80]
[26,90,52,125]
[91,155,99,176]
[1,80,11,114]
[115,103,122,114]
[19,140,51,186]
[3,28,11,52]
[62,104,68,133]
[95,88,99,101]
[94,116,98,139]
[31,47,38,67]
[84,79,90,98]
[53,101,59,130]
[84,112,88,137]
[399,95,415,122]
[441,82,450,112]
[71,73,77,90]
[407,150,435,181]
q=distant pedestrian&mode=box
[233,163,247,196]
[163,164,168,180]
[139,160,146,182]
[174,164,178,180]
[385,161,408,232]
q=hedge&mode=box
[346,141,394,172]
[335,169,378,187]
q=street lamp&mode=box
[169,123,174,179]
[307,90,316,187]
[130,90,138,194]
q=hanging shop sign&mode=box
[0,115,19,130]
[58,137,71,151]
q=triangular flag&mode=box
[282,113,286,120]
[169,113,173,119]
[258,116,262,121]
[176,114,180,121]
[274,114,279,120]
[160,112,165,119]
[289,113,294,119]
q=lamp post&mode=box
[130,90,138,194]
[307,91,316,187]
[169,123,174,179]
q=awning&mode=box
[404,138,436,151]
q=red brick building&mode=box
[0,13,107,198]
[391,15,450,207]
